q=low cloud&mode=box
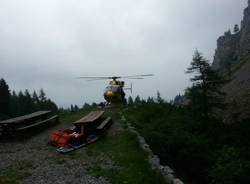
[0,0,247,107]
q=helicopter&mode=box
[77,74,154,104]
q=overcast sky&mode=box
[0,0,247,107]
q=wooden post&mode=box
[81,125,84,135]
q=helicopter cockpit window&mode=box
[104,85,120,93]
[111,85,120,93]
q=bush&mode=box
[210,147,250,184]
[124,102,250,184]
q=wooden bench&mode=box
[17,115,58,131]
[96,117,112,130]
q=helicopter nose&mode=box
[106,90,114,97]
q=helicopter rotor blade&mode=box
[76,76,122,80]
[76,77,112,79]
[76,74,153,80]
[122,74,154,78]
[83,77,144,81]
[86,79,110,82]
[125,77,144,79]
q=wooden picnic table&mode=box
[74,111,104,125]
[0,111,51,125]
[0,111,58,136]
[73,111,105,134]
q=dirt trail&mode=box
[0,109,166,184]
[0,119,110,184]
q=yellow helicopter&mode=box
[78,74,153,104]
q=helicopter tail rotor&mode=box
[124,83,133,94]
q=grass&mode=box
[2,107,166,184]
[84,109,167,184]
[0,161,34,184]
[57,107,167,183]
[59,107,96,125]
[87,131,166,184]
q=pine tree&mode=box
[134,96,141,104]
[9,88,57,115]
[31,91,39,111]
[0,78,10,119]
[18,91,27,115]
[32,91,39,104]
[39,89,46,102]
[147,96,154,103]
[74,105,79,112]
[141,98,146,104]
[156,90,164,103]
[83,103,91,109]
[45,99,58,112]
[186,50,226,118]
[174,94,183,106]
[10,90,19,116]
[38,89,47,110]
[24,89,35,113]
[234,24,239,33]
[128,96,134,105]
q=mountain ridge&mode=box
[212,0,250,123]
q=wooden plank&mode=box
[96,117,112,130]
[17,115,58,131]
[74,111,104,125]
[0,111,51,124]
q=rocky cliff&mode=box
[212,0,250,123]
[213,1,250,70]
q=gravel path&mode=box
[0,122,111,184]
